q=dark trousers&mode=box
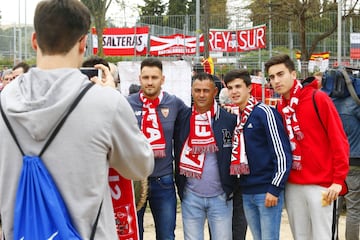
[232,185,248,240]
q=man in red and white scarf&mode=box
[179,102,218,178]
[224,69,292,240]
[175,72,237,239]
[127,58,189,240]
[266,54,349,240]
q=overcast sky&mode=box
[1,0,246,27]
[0,0,144,26]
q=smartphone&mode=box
[80,67,102,80]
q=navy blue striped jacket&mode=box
[240,102,292,197]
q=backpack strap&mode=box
[90,200,103,240]
[0,100,25,156]
[340,68,360,105]
[0,82,94,156]
[312,90,326,132]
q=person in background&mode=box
[192,63,204,77]
[313,71,323,89]
[128,83,141,95]
[201,56,212,74]
[174,72,236,240]
[250,68,273,102]
[333,94,360,240]
[224,69,292,240]
[12,62,30,79]
[0,1,154,239]
[0,69,13,90]
[219,86,232,107]
[109,62,121,90]
[127,57,188,240]
[265,54,349,239]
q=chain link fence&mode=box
[1,12,360,71]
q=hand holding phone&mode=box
[80,64,115,88]
[80,67,102,80]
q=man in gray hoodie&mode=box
[0,0,154,239]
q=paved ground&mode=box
[143,207,347,239]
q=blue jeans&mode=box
[181,188,233,240]
[242,192,284,240]
[137,174,176,240]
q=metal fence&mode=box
[0,25,35,66]
[1,11,360,71]
[134,12,360,73]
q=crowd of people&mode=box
[0,0,358,240]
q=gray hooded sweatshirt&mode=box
[0,68,154,239]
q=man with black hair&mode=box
[265,54,349,239]
[12,62,30,79]
[174,72,236,240]
[127,57,188,240]
[224,69,292,240]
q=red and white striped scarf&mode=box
[179,102,218,178]
[230,96,258,176]
[277,80,303,170]
[140,91,166,158]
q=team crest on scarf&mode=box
[179,102,218,179]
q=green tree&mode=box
[202,0,228,57]
[179,0,228,57]
[168,0,188,16]
[81,0,116,57]
[139,0,166,26]
[188,0,196,15]
[248,0,359,76]
[208,0,227,29]
[166,0,188,29]
[186,0,228,28]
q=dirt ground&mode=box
[0,205,346,239]
[143,207,347,240]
